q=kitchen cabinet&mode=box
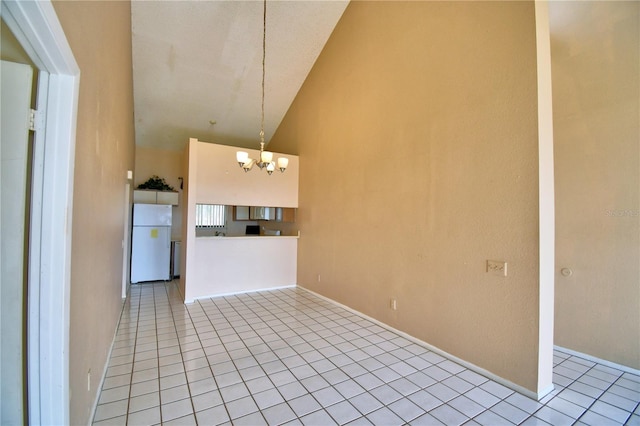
[133,190,179,205]
[233,205,295,222]
[250,206,275,221]
[157,191,179,205]
[234,206,250,221]
[133,190,156,204]
[276,207,296,223]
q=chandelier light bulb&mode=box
[266,161,275,175]
[242,159,254,172]
[277,157,288,172]
[236,151,249,167]
[261,151,273,164]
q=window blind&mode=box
[195,204,226,227]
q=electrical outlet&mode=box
[487,260,507,277]
[390,298,397,310]
[87,369,91,391]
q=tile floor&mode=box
[93,282,640,425]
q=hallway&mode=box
[92,282,640,425]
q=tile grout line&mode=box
[288,288,638,426]
[189,291,237,423]
[501,351,633,426]
[572,361,634,425]
[127,285,158,424]
[124,285,142,425]
[211,291,333,421]
[229,288,486,424]
[161,281,200,424]
[153,283,165,425]
[244,289,371,421]
[271,289,468,423]
[280,289,506,424]
[218,291,306,421]
[218,292,292,422]
[555,354,622,420]
[93,283,640,426]
[246,289,365,422]
[209,286,638,425]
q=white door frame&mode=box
[1,1,79,424]
[122,183,131,298]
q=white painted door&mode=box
[1,60,33,425]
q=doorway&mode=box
[0,58,34,425]
[1,1,79,424]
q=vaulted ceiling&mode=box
[131,1,349,152]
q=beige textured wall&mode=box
[134,145,183,191]
[192,142,299,207]
[53,1,135,424]
[135,145,184,238]
[270,2,545,392]
[1,19,36,67]
[551,1,640,369]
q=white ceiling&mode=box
[131,0,348,152]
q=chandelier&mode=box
[236,0,288,175]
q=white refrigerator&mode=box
[131,204,172,283]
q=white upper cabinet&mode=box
[133,190,179,205]
[249,206,276,221]
[157,191,179,205]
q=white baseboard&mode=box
[89,296,128,425]
[298,285,553,401]
[185,284,296,304]
[554,345,640,376]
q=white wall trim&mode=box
[1,0,78,73]
[534,0,556,397]
[554,346,640,376]
[298,285,554,401]
[1,1,79,424]
[185,284,296,304]
[121,183,131,299]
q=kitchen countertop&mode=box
[196,235,299,239]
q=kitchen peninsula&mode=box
[180,139,299,303]
[192,234,298,301]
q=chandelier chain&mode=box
[260,0,266,145]
[235,0,288,174]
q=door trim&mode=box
[1,1,79,424]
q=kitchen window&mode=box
[195,204,226,228]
